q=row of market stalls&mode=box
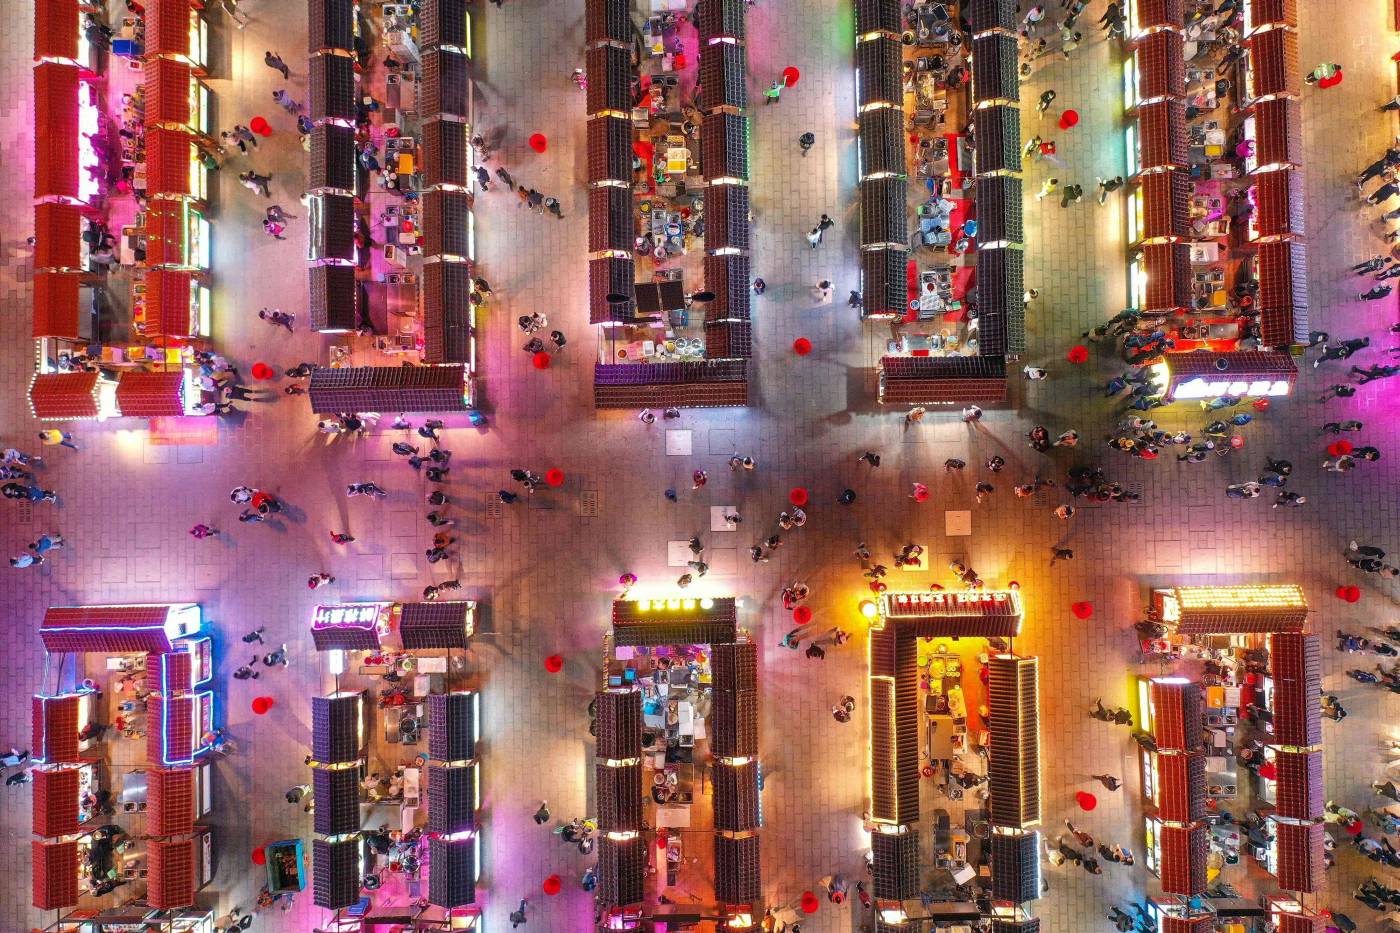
[31,0,219,423]
[595,598,761,930]
[865,590,1043,930]
[586,0,752,409]
[304,600,482,929]
[32,605,219,932]
[865,0,1022,407]
[1132,584,1327,930]
[1123,0,1304,402]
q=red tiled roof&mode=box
[1159,823,1207,895]
[33,270,82,341]
[147,694,197,764]
[1134,0,1183,30]
[32,840,79,911]
[1252,97,1302,168]
[147,838,196,909]
[32,695,81,764]
[34,62,80,200]
[1155,751,1206,823]
[1275,912,1324,933]
[1257,239,1309,346]
[1253,168,1304,239]
[1138,99,1187,171]
[146,127,193,198]
[1275,820,1323,893]
[1273,750,1323,821]
[147,0,192,58]
[34,0,79,62]
[145,57,192,129]
[147,768,196,836]
[34,201,82,271]
[147,649,194,693]
[145,197,188,267]
[1247,0,1297,31]
[1135,29,1184,101]
[1249,28,1298,98]
[29,372,99,421]
[1142,242,1191,312]
[1139,168,1189,241]
[41,605,176,654]
[116,371,186,417]
[33,767,82,838]
[144,269,194,339]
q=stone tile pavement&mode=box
[0,1,1396,931]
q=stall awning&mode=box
[146,57,192,129]
[145,268,195,339]
[1257,239,1309,346]
[1135,29,1184,101]
[714,834,761,904]
[34,62,80,200]
[400,600,473,649]
[32,840,79,911]
[420,0,469,50]
[146,127,193,198]
[1269,633,1321,748]
[696,0,747,42]
[309,263,360,335]
[611,597,738,646]
[703,320,752,359]
[313,765,361,837]
[147,694,198,765]
[699,41,747,110]
[986,655,1041,830]
[587,0,634,44]
[1249,28,1299,98]
[33,766,82,838]
[589,257,635,324]
[1246,0,1297,32]
[1155,751,1206,823]
[41,605,178,653]
[705,184,751,251]
[872,829,919,901]
[967,0,1017,33]
[313,838,362,909]
[1142,241,1191,312]
[33,270,81,340]
[1139,168,1190,241]
[427,692,477,762]
[427,836,477,909]
[309,0,356,52]
[420,261,472,363]
[976,175,1024,245]
[594,361,749,409]
[1253,168,1304,239]
[973,104,1021,174]
[423,189,473,257]
[1252,96,1303,168]
[1134,0,1184,30]
[33,695,81,764]
[421,117,471,189]
[868,657,919,824]
[1273,750,1323,821]
[711,643,758,758]
[1138,99,1187,170]
[588,185,635,253]
[310,615,380,651]
[879,355,1008,404]
[1149,680,1202,752]
[704,253,751,323]
[598,835,646,908]
[975,245,1025,355]
[309,192,357,262]
[147,0,191,58]
[594,691,642,761]
[586,44,632,115]
[307,364,468,414]
[311,692,365,764]
[1160,919,1213,933]
[147,767,196,836]
[1159,823,1208,895]
[116,371,186,417]
[309,51,358,123]
[29,371,99,421]
[427,763,477,834]
[1274,820,1323,893]
[421,47,471,119]
[149,838,197,909]
[860,248,909,320]
[701,112,749,182]
[990,831,1040,904]
[588,114,633,184]
[856,35,901,108]
[34,201,82,271]
[713,759,760,831]
[858,106,905,179]
[35,0,79,62]
[860,176,906,248]
[146,649,193,694]
[1274,913,1324,933]
[145,197,189,267]
[972,33,1020,102]
[309,122,357,192]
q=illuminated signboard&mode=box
[880,590,1021,618]
[312,603,388,630]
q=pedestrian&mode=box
[1096,176,1124,204]
[1051,547,1074,564]
[330,531,355,544]
[308,572,335,589]
[1092,774,1122,791]
[798,132,815,155]
[1060,183,1084,207]
[858,451,881,467]
[805,642,826,660]
[1038,89,1057,116]
[1023,365,1048,380]
[264,50,290,79]
[764,79,783,104]
[907,406,927,423]
[509,899,528,928]
[752,277,766,295]
[38,429,78,450]
[961,405,983,422]
[239,171,271,197]
[692,470,708,489]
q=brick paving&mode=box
[1,1,1398,931]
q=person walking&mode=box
[38,429,78,450]
[1092,774,1122,791]
[1037,89,1057,116]
[1096,176,1123,204]
[189,524,217,539]
[798,132,815,155]
[264,50,290,79]
[239,171,271,197]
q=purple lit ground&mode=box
[2,1,1400,930]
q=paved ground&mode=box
[2,1,1399,931]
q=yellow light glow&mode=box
[859,600,878,620]
[1172,584,1306,611]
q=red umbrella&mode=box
[1327,442,1341,458]
[793,337,813,356]
[800,891,820,913]
[789,487,809,506]
[545,469,565,487]
[252,696,274,715]
[251,361,274,380]
[543,875,562,896]
[532,351,552,369]
[1229,436,1245,449]
[782,66,801,87]
[544,654,564,673]
[793,605,813,625]
[1258,761,1277,781]
[249,116,271,136]
[528,133,548,153]
[633,140,655,160]
[1066,345,1089,364]
[1344,586,1362,603]
[1058,109,1080,130]
[1335,439,1354,455]
[1318,69,1344,88]
[1344,817,1364,835]
[912,485,930,502]
[1071,601,1093,619]
[251,847,267,865]
[1076,791,1098,811]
